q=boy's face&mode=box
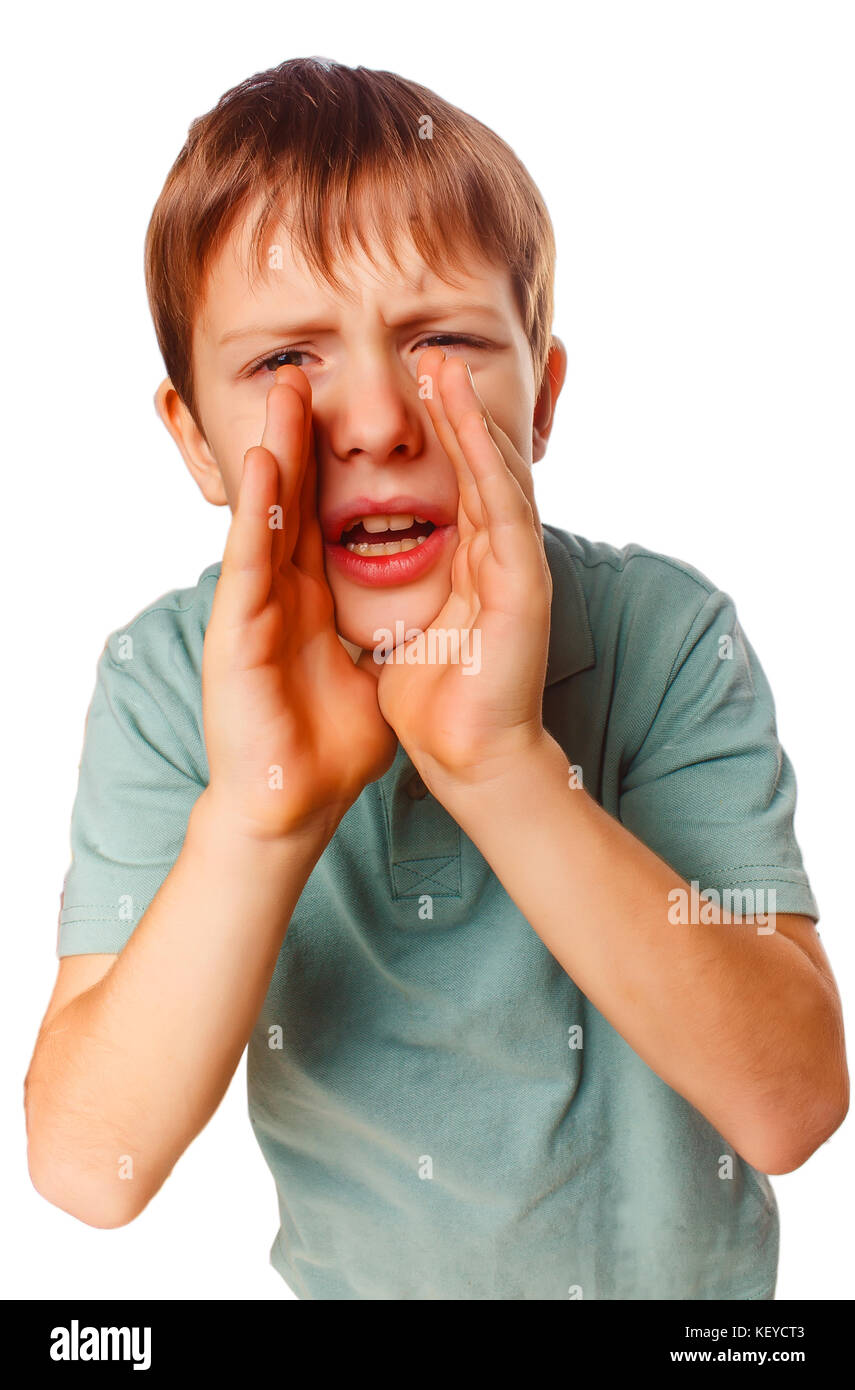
[156,205,566,652]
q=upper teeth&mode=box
[357,513,427,534]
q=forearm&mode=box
[26,787,339,1226]
[429,733,841,1171]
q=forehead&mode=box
[194,198,519,346]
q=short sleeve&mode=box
[618,586,820,922]
[57,637,207,957]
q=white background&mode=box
[3,0,852,1300]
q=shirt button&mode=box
[405,773,428,800]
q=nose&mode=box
[325,349,426,467]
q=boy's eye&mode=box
[250,348,315,375]
[412,334,484,352]
[246,333,485,378]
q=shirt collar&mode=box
[542,525,596,685]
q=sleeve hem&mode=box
[672,873,819,923]
[57,918,135,957]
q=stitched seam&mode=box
[60,914,128,923]
[393,854,456,868]
[376,778,397,898]
[395,875,456,891]
[661,590,718,691]
[694,863,806,872]
[394,862,456,876]
[108,568,220,635]
[558,535,718,598]
[60,902,124,910]
[689,865,812,878]
[392,848,461,899]
[699,878,810,886]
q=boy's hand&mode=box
[364,346,553,790]
[202,366,397,841]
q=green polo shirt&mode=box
[56,525,819,1300]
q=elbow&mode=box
[27,1149,141,1229]
[24,1072,146,1229]
[25,1101,143,1230]
[740,995,851,1176]
[743,1072,850,1177]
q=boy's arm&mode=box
[27,367,396,1227]
[377,347,847,1177]
[25,790,339,1227]
[425,737,848,1177]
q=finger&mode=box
[261,370,312,571]
[293,420,326,578]
[417,347,485,535]
[437,356,543,537]
[463,525,491,595]
[455,407,541,574]
[268,365,326,581]
[216,446,279,626]
[448,536,481,627]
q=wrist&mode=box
[418,727,565,804]
[424,732,577,858]
[186,784,348,860]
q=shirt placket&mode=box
[380,746,462,908]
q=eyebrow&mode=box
[217,302,506,347]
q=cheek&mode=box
[201,405,268,509]
[481,358,534,452]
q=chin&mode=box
[330,577,451,654]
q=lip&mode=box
[321,495,455,544]
[325,522,456,588]
[321,494,457,589]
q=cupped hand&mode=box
[203,366,398,841]
[362,346,553,790]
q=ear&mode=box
[154,379,228,506]
[532,337,568,463]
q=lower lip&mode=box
[324,525,455,587]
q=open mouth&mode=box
[339,513,437,556]
[323,503,455,587]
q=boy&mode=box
[25,56,847,1300]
